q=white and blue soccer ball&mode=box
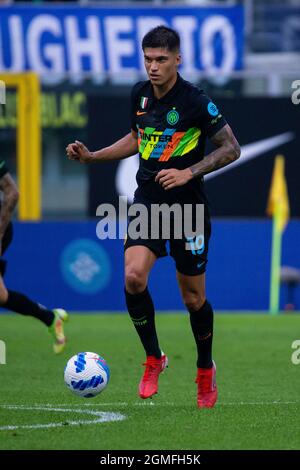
[64,352,110,398]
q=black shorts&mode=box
[124,197,211,276]
[0,222,13,277]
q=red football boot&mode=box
[195,360,218,408]
[139,353,168,399]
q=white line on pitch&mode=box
[0,405,126,431]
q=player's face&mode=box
[143,47,181,87]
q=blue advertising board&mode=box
[0,5,244,81]
[2,220,300,312]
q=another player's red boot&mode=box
[195,360,217,408]
[139,352,168,399]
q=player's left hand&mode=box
[155,168,193,190]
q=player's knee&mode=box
[125,268,147,294]
[183,291,206,312]
[0,285,8,305]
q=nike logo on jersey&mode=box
[197,261,205,269]
[136,111,147,116]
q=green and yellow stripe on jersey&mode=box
[138,127,201,161]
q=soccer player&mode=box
[66,26,240,408]
[0,159,68,353]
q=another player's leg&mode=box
[176,271,217,408]
[0,223,68,354]
[48,308,69,354]
[0,275,68,354]
[124,245,168,399]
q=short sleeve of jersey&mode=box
[130,82,144,133]
[0,159,9,179]
[194,91,227,138]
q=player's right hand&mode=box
[66,141,94,164]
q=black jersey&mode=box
[131,74,227,204]
[0,159,8,179]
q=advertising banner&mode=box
[3,220,300,311]
[0,5,244,81]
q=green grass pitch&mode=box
[0,313,299,450]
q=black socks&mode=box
[125,287,161,358]
[125,286,213,367]
[3,290,55,327]
[189,300,214,369]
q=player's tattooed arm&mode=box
[0,173,19,240]
[189,124,241,178]
[156,124,240,190]
[66,131,138,164]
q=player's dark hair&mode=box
[142,26,180,52]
